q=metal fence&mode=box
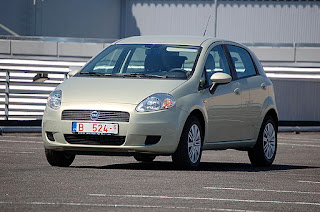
[0,59,84,120]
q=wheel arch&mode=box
[255,96,278,140]
[188,109,206,141]
[253,108,279,143]
[172,108,206,169]
[265,109,279,128]
[248,108,278,167]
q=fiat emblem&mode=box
[90,111,99,121]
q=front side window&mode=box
[79,44,201,79]
[227,45,257,78]
[204,45,231,86]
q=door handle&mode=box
[234,88,240,95]
[261,83,266,90]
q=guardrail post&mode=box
[293,42,296,63]
[5,71,10,120]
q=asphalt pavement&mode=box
[0,132,319,211]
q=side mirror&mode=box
[210,72,232,84]
[67,68,80,78]
[209,73,232,94]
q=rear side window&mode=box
[227,45,257,78]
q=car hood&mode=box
[58,77,186,105]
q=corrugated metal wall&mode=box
[0,0,121,39]
[0,0,33,36]
[217,0,320,43]
[123,0,320,43]
[122,0,216,37]
[38,0,121,39]
[272,79,320,122]
[2,0,319,42]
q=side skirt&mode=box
[203,139,256,151]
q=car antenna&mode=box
[203,15,212,37]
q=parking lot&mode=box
[0,132,319,211]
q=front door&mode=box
[202,44,248,142]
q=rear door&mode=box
[225,45,266,140]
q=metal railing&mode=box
[0,59,84,120]
[264,67,320,81]
[0,24,19,37]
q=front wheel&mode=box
[45,148,75,167]
[172,116,203,169]
[248,116,277,167]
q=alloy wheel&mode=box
[187,124,201,163]
[263,123,276,160]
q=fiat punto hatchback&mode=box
[42,36,278,169]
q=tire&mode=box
[45,148,75,167]
[172,116,203,169]
[134,154,156,162]
[248,116,277,167]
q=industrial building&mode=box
[1,0,320,43]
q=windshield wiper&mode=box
[79,72,168,79]
[79,72,124,77]
[119,73,167,79]
[79,72,105,76]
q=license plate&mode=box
[72,122,119,135]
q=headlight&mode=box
[136,93,176,112]
[47,90,62,110]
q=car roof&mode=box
[115,35,224,47]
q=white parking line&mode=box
[1,147,42,150]
[0,201,258,211]
[299,181,320,184]
[279,139,320,144]
[0,151,35,154]
[0,136,41,139]
[0,140,42,144]
[279,143,320,148]
[203,187,320,195]
[88,194,320,206]
[278,137,320,141]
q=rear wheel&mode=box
[134,154,156,162]
[248,116,277,167]
[45,148,75,167]
[172,116,203,169]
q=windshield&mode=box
[78,44,201,79]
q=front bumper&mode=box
[42,103,186,155]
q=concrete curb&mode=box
[278,126,320,132]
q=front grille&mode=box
[62,110,130,122]
[64,134,126,145]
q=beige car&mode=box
[42,36,278,169]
